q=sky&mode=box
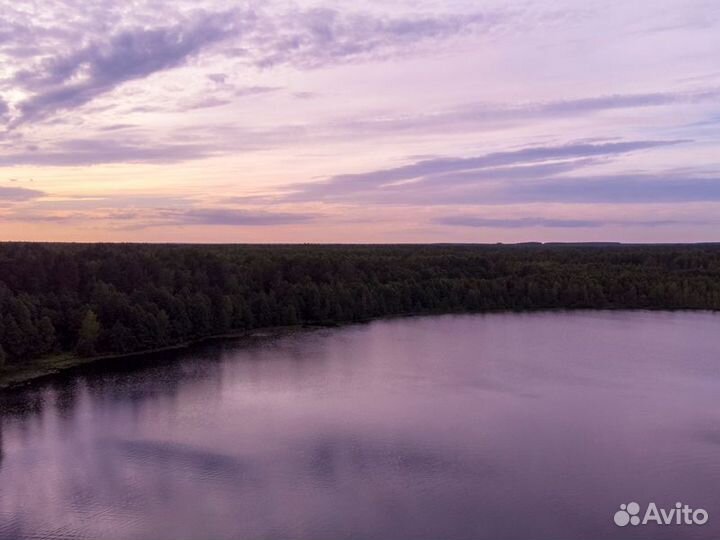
[1,0,719,243]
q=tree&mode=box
[105,321,135,354]
[0,344,6,368]
[37,316,57,355]
[281,304,299,325]
[76,309,101,357]
[0,243,718,373]
[2,317,26,359]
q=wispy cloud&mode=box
[167,208,317,227]
[0,205,318,229]
[243,8,495,69]
[291,170,720,206]
[0,185,45,202]
[3,5,497,126]
[501,174,720,204]
[11,9,241,124]
[434,216,704,228]
[0,139,215,166]
[283,140,686,202]
[334,89,720,136]
[249,138,720,208]
[0,1,718,242]
[335,172,720,206]
[184,86,281,110]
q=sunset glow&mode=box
[1,0,719,242]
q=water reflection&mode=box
[1,312,719,540]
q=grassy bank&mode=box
[0,325,308,390]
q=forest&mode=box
[1,243,719,373]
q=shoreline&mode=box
[1,308,717,391]
[0,324,314,391]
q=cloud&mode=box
[0,204,318,228]
[434,216,702,228]
[334,89,720,136]
[339,172,720,206]
[0,120,318,165]
[184,97,232,111]
[244,8,494,69]
[2,110,686,168]
[206,73,228,84]
[3,6,496,126]
[184,86,280,110]
[503,174,720,204]
[97,123,138,132]
[171,208,317,226]
[320,171,720,206]
[0,212,79,223]
[284,140,686,201]
[256,138,720,207]
[0,186,45,202]
[0,138,215,166]
[12,9,242,123]
[234,86,280,97]
[522,89,720,115]
[293,91,318,100]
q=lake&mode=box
[1,311,719,540]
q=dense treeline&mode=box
[1,243,719,368]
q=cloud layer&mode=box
[2,4,496,126]
[281,140,690,204]
[11,10,240,123]
[0,186,45,202]
[434,216,699,229]
[0,0,719,242]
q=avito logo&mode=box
[614,502,708,527]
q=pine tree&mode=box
[37,316,57,355]
[76,310,101,357]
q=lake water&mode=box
[1,311,719,540]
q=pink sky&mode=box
[1,0,719,242]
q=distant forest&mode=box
[1,243,719,367]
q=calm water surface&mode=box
[1,311,720,540]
